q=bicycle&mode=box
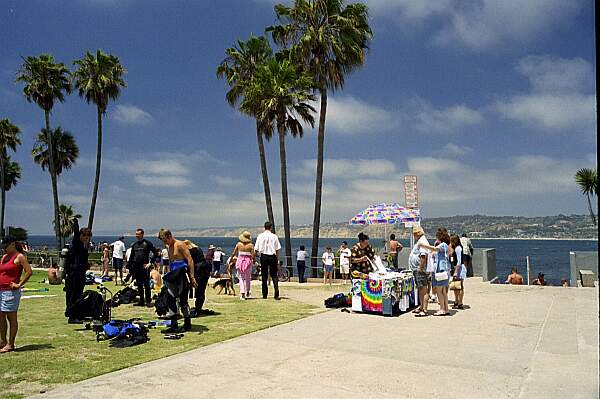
[251,260,290,282]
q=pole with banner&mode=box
[404,175,419,249]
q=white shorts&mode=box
[340,263,350,274]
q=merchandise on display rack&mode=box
[351,269,418,316]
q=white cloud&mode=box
[324,96,395,135]
[296,158,397,178]
[322,96,482,135]
[495,56,596,131]
[111,104,153,126]
[209,175,246,187]
[126,159,190,177]
[134,175,190,188]
[495,93,595,130]
[443,143,472,156]
[410,99,484,134]
[368,0,585,50]
[288,153,596,222]
[516,55,594,94]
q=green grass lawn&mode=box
[0,271,318,398]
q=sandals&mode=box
[412,308,422,314]
[414,311,428,317]
[0,345,15,353]
[433,311,451,316]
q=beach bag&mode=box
[324,293,350,308]
[66,290,104,319]
[449,280,462,290]
[111,287,138,306]
[434,257,448,282]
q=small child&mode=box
[322,247,335,286]
[149,265,162,291]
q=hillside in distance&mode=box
[164,214,598,239]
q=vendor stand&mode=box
[348,204,421,316]
[350,259,418,316]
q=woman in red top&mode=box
[0,236,32,353]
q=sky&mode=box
[0,0,597,235]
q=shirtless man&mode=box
[158,229,197,333]
[47,263,61,285]
[388,234,403,270]
[506,267,524,285]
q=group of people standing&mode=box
[409,226,473,317]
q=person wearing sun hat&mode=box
[408,225,431,317]
[0,236,33,353]
[231,231,255,300]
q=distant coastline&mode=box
[30,214,598,241]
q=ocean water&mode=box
[26,236,597,286]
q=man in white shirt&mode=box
[111,236,126,285]
[296,245,308,283]
[339,241,351,284]
[254,221,281,299]
[212,247,225,277]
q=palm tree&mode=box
[0,119,22,239]
[32,127,80,246]
[242,58,316,267]
[55,204,82,241]
[16,54,71,249]
[32,127,79,176]
[268,0,372,272]
[217,36,278,232]
[0,156,21,239]
[1,157,21,192]
[575,168,598,225]
[72,50,126,230]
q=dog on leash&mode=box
[212,255,237,296]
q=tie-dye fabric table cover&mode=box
[351,272,417,316]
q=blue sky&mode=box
[1,0,597,234]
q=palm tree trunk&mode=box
[45,110,61,250]
[0,151,6,239]
[586,193,597,225]
[256,120,276,233]
[311,88,327,276]
[88,106,103,230]
[278,126,292,268]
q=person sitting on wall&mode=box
[533,272,547,286]
[505,267,524,285]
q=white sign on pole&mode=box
[404,175,419,208]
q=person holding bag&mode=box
[420,229,451,316]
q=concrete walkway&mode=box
[33,279,598,399]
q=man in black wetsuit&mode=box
[126,228,156,306]
[183,240,211,316]
[64,218,91,324]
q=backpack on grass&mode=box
[66,290,104,320]
[324,293,351,308]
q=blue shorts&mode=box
[113,257,124,269]
[324,265,334,273]
[0,289,21,312]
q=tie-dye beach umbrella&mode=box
[348,203,420,225]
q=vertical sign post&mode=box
[404,175,419,248]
